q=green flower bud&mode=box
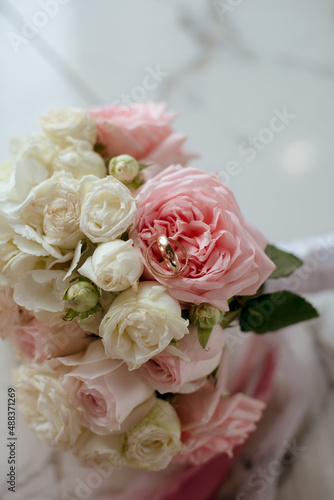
[189,303,224,329]
[64,281,99,313]
[108,154,140,183]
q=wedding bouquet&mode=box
[0,103,318,488]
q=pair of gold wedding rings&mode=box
[145,235,188,279]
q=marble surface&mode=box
[0,0,334,498]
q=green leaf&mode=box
[197,326,213,349]
[63,309,79,321]
[209,365,219,381]
[265,244,303,279]
[78,275,91,283]
[80,304,99,322]
[239,291,319,334]
[220,308,242,329]
[127,172,144,190]
[139,163,150,171]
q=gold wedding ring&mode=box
[146,236,188,279]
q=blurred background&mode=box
[0,1,333,499]
[1,0,334,243]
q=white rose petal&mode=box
[13,269,69,314]
[58,341,155,435]
[53,139,106,179]
[99,282,189,370]
[80,176,136,243]
[14,363,83,449]
[7,135,58,201]
[79,239,143,292]
[39,107,96,147]
[124,399,182,471]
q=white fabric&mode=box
[265,233,334,295]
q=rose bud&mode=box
[189,303,224,329]
[64,281,99,313]
[108,154,140,183]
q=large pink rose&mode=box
[57,340,155,435]
[174,385,265,466]
[138,325,224,394]
[131,166,275,310]
[14,318,91,363]
[89,102,195,171]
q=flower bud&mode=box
[189,303,223,329]
[108,154,140,183]
[64,281,99,313]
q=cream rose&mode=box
[79,176,136,243]
[73,429,123,468]
[53,139,106,179]
[14,363,83,449]
[79,239,143,292]
[10,134,58,167]
[39,107,97,147]
[99,282,189,370]
[7,172,82,257]
[123,399,182,471]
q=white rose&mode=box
[100,282,189,369]
[123,399,182,471]
[79,239,143,292]
[39,107,96,147]
[6,135,59,202]
[7,172,82,257]
[14,363,83,449]
[53,139,106,179]
[80,176,136,243]
[73,429,123,468]
[10,134,58,166]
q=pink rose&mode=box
[14,318,91,363]
[174,385,265,466]
[0,289,21,339]
[89,102,195,172]
[131,166,275,310]
[138,325,224,394]
[57,340,155,435]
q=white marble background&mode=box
[0,0,334,499]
